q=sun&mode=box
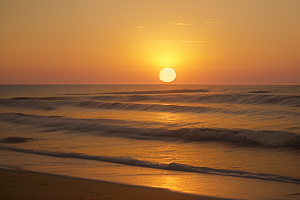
[159,68,176,83]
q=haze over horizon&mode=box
[1,0,299,85]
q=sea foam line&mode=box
[1,145,300,185]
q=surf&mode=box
[1,145,300,185]
[1,112,300,149]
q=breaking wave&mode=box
[1,145,300,185]
[1,112,300,149]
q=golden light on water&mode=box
[159,68,176,83]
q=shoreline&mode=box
[0,168,233,200]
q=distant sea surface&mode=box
[1,85,300,200]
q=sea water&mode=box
[0,85,300,199]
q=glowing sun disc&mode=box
[159,68,176,82]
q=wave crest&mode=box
[1,113,299,149]
[2,93,300,108]
[1,145,300,185]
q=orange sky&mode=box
[0,0,299,84]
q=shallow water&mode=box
[1,85,300,199]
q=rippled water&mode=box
[1,85,300,199]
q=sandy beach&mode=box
[0,168,231,200]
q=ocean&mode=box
[0,85,299,199]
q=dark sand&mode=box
[0,168,232,200]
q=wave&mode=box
[3,92,300,108]
[0,99,64,111]
[75,101,222,114]
[195,94,300,107]
[61,89,209,96]
[1,112,300,149]
[1,145,299,185]
[1,98,300,117]
[0,99,224,114]
[10,97,73,101]
[0,137,34,144]
[249,90,271,93]
[101,89,209,94]
[91,93,300,107]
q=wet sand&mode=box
[0,168,232,200]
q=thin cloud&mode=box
[171,22,193,26]
[203,22,223,24]
[135,26,148,28]
[141,39,219,43]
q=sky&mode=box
[0,0,299,84]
